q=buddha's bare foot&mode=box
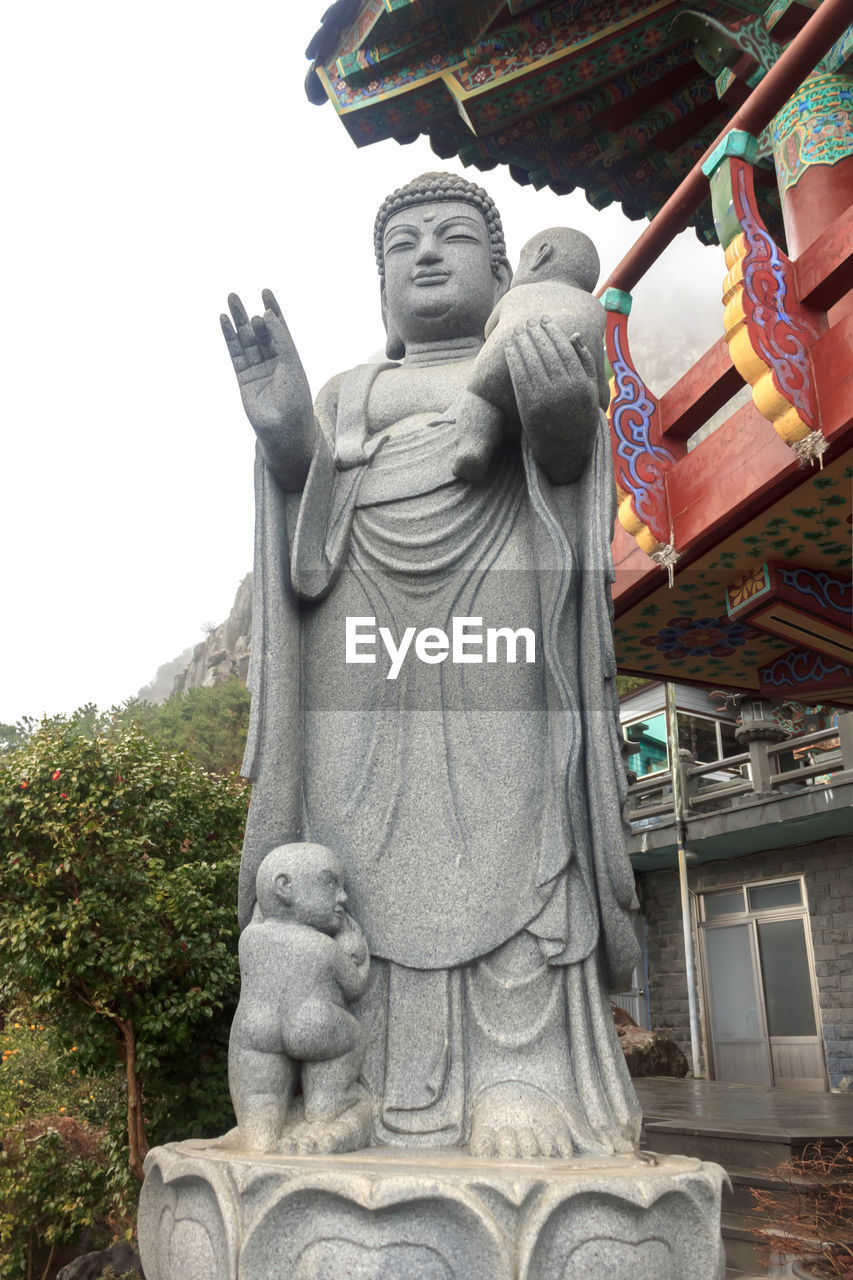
[281,1091,372,1155]
[470,1083,574,1159]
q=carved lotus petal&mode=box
[518,1179,726,1280]
[240,1184,510,1280]
[295,1237,454,1278]
[137,1164,235,1280]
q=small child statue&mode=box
[227,842,371,1154]
[451,226,610,482]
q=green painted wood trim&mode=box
[603,288,633,315]
[708,159,741,250]
[702,129,759,178]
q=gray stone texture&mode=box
[139,1141,727,1280]
[639,836,853,1087]
[138,171,728,1278]
[56,1243,143,1280]
[451,227,608,481]
[219,172,644,1158]
[227,843,371,1154]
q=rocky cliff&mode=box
[172,574,253,694]
[136,648,196,703]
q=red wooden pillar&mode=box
[772,68,853,320]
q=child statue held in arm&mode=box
[221,173,642,1160]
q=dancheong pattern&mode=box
[773,71,853,193]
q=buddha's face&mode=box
[382,200,500,346]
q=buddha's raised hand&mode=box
[221,290,315,491]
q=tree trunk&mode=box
[118,1018,149,1181]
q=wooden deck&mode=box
[635,1078,853,1276]
[636,1076,853,1143]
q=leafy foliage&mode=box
[616,674,652,697]
[0,712,248,1182]
[120,679,251,775]
[0,721,31,756]
[2,682,252,776]
[1,705,113,757]
[0,1016,134,1280]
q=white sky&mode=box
[2,0,727,724]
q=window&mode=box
[678,713,720,762]
[625,712,667,776]
[624,709,741,779]
[748,881,802,911]
[700,878,804,922]
[704,888,746,919]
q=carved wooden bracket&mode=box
[703,129,828,466]
[603,288,686,577]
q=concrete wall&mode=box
[638,836,853,1090]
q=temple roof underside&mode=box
[304,0,829,243]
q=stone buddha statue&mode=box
[221,172,642,1160]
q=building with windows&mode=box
[620,681,853,1092]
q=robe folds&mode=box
[238,360,642,1148]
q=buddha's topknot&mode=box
[374,172,506,279]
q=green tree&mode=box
[0,1016,133,1280]
[0,714,248,1181]
[616,675,651,698]
[122,679,251,774]
[0,722,30,755]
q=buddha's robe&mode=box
[239,361,641,1149]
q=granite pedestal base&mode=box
[138,1141,726,1280]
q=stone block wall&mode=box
[637,836,853,1089]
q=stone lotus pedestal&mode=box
[138,1140,726,1280]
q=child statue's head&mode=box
[513,227,600,293]
[256,843,347,935]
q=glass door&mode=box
[699,879,826,1091]
[756,915,824,1091]
[703,921,772,1086]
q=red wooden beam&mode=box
[812,311,853,440]
[612,401,800,612]
[612,313,853,614]
[659,336,745,441]
[596,0,853,297]
[794,203,853,312]
[665,402,797,552]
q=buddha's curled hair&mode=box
[374,172,507,279]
